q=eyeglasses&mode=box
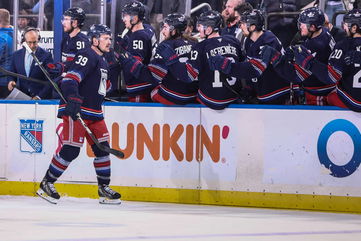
[26,41,38,45]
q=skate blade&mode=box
[99,197,121,205]
[36,188,58,205]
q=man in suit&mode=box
[7,27,53,99]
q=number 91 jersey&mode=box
[61,32,90,64]
[190,35,243,109]
[329,37,361,111]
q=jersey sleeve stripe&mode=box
[327,65,342,83]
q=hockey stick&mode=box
[0,65,49,85]
[22,43,125,158]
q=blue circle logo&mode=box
[317,119,361,177]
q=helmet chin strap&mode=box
[129,16,140,32]
[204,26,214,39]
[94,39,105,54]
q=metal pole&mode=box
[54,0,70,62]
[38,0,45,30]
[110,0,117,47]
[185,0,192,16]
[13,0,19,51]
[318,0,326,12]
[100,0,106,24]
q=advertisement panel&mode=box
[104,105,202,189]
[0,104,6,178]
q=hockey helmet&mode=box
[88,24,112,40]
[163,13,187,32]
[298,7,325,29]
[243,10,265,30]
[343,9,361,30]
[63,7,86,28]
[197,10,223,32]
[122,1,146,21]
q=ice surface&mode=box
[0,195,361,241]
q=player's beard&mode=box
[227,14,237,24]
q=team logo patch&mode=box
[20,119,44,153]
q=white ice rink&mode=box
[1,196,361,241]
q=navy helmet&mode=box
[298,7,325,29]
[122,1,146,21]
[88,24,111,41]
[63,7,86,28]
[197,10,223,32]
[164,13,187,32]
[343,9,361,31]
[243,10,265,30]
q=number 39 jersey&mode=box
[58,47,110,120]
[189,35,244,109]
[61,32,90,68]
[328,37,361,111]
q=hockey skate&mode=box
[36,179,60,204]
[98,184,121,205]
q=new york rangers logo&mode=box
[20,119,44,153]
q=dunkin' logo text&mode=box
[86,123,230,162]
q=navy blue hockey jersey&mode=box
[58,47,110,120]
[312,37,361,111]
[122,28,157,95]
[297,27,336,95]
[61,32,90,69]
[176,35,263,109]
[244,31,297,103]
[147,38,198,105]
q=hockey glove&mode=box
[119,54,143,78]
[284,46,295,62]
[293,45,314,70]
[208,55,232,75]
[156,43,179,66]
[115,35,128,50]
[64,95,83,121]
[344,50,361,66]
[47,62,65,77]
[259,45,282,67]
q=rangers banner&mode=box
[20,119,44,153]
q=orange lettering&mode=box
[137,123,160,160]
[163,124,184,161]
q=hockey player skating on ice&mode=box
[119,13,198,105]
[36,24,121,205]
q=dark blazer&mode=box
[10,46,53,99]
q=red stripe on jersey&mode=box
[133,55,143,62]
[127,82,151,88]
[81,106,102,113]
[328,65,341,81]
[66,57,74,62]
[258,86,289,98]
[148,66,166,78]
[294,64,310,79]
[249,59,265,72]
[186,63,198,79]
[65,73,81,83]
